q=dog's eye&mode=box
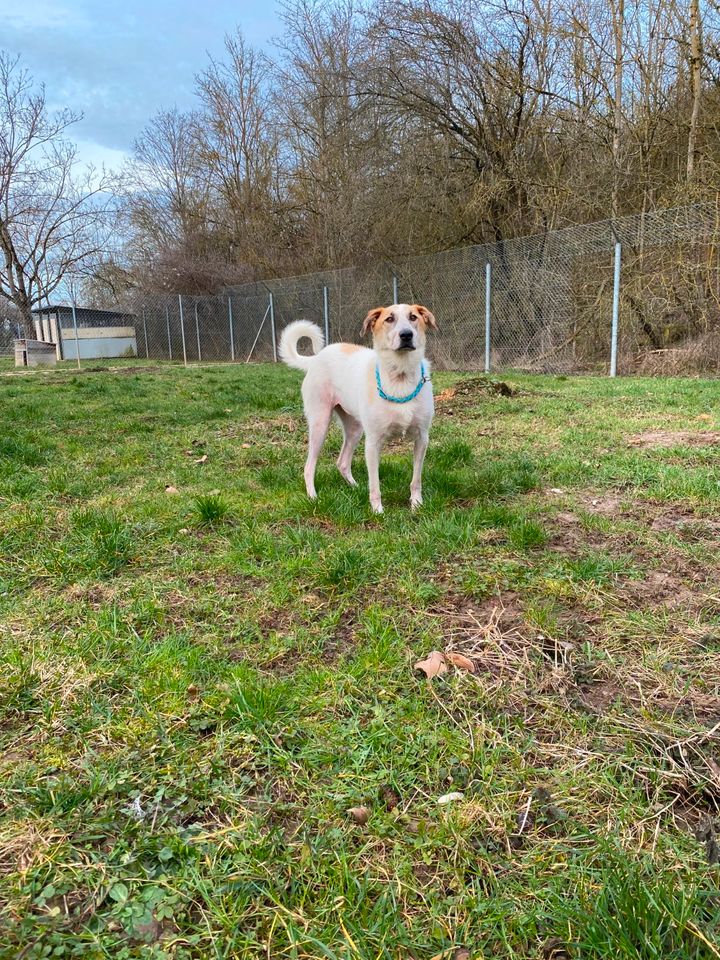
[409,314,417,322]
[385,314,394,323]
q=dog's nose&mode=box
[399,330,414,343]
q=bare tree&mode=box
[0,53,113,335]
[195,31,282,273]
[686,0,702,181]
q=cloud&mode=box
[0,0,279,169]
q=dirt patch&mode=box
[322,609,359,664]
[255,605,359,673]
[648,507,720,540]
[651,692,720,724]
[618,555,716,612]
[575,681,624,714]
[64,583,119,608]
[430,592,525,643]
[629,430,720,449]
[580,493,624,516]
[186,571,263,597]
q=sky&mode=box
[0,0,281,171]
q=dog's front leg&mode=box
[410,430,429,511]
[365,434,383,514]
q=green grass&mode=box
[1,359,720,958]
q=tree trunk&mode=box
[18,301,34,339]
[611,0,625,221]
[687,0,702,183]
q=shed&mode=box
[15,339,58,367]
[32,306,137,360]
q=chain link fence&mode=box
[5,202,719,375]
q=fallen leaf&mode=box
[224,408,232,413]
[548,487,565,495]
[698,414,713,421]
[241,443,252,449]
[453,950,472,960]
[165,485,179,494]
[347,806,370,825]
[446,652,476,673]
[435,388,457,403]
[380,785,401,811]
[178,527,190,534]
[414,651,447,679]
[186,684,199,699]
[707,757,720,785]
[543,938,572,959]
[438,791,464,805]
[195,454,208,465]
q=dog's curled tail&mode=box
[278,320,325,371]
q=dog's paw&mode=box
[370,502,384,515]
[411,498,423,512]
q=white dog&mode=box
[279,304,437,514]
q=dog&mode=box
[279,303,437,514]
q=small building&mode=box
[15,339,58,367]
[32,306,137,361]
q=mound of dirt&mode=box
[435,376,516,411]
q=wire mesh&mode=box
[16,201,716,374]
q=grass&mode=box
[1,359,720,958]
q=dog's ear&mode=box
[362,307,384,336]
[415,305,438,331]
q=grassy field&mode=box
[1,359,720,959]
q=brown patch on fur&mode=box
[362,307,387,336]
[413,304,437,330]
[339,343,362,354]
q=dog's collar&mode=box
[375,362,430,403]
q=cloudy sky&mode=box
[0,0,280,170]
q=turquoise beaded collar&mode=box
[375,362,430,403]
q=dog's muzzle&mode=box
[398,331,416,350]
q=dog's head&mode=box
[361,303,437,355]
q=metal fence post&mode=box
[228,297,235,361]
[269,293,277,362]
[178,295,187,367]
[70,302,81,369]
[610,241,621,377]
[195,302,202,363]
[165,306,173,360]
[393,276,399,303]
[142,307,149,359]
[323,285,330,345]
[485,262,491,373]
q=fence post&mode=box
[70,302,81,369]
[142,308,149,359]
[178,295,188,367]
[393,276,399,303]
[610,241,621,377]
[195,302,202,363]
[269,292,277,362]
[165,306,173,360]
[485,262,491,374]
[323,286,330,345]
[228,297,235,361]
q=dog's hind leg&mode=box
[304,404,332,499]
[335,407,362,487]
